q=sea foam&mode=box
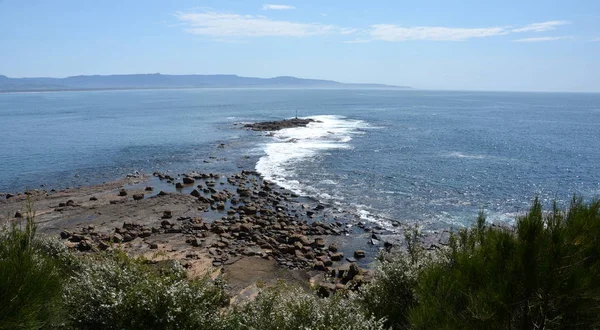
[255,115,366,194]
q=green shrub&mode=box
[230,283,385,330]
[408,197,600,330]
[0,199,64,330]
[358,226,425,330]
[63,251,230,330]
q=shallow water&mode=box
[1,89,599,229]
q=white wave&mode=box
[320,179,337,185]
[447,151,486,159]
[255,115,367,195]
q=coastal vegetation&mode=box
[1,196,599,329]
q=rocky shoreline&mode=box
[0,170,411,297]
[0,118,453,297]
[243,118,318,131]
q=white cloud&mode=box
[369,24,508,41]
[512,20,570,33]
[343,39,371,44]
[176,11,334,37]
[512,36,571,42]
[262,4,296,10]
[175,9,573,43]
[340,28,358,35]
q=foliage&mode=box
[4,196,600,330]
[63,251,230,330]
[0,198,64,330]
[408,197,600,330]
[229,283,385,330]
[358,225,425,330]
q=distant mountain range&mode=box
[0,74,409,92]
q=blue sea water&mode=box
[1,89,599,229]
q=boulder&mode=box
[110,233,123,243]
[132,194,144,201]
[77,241,93,251]
[118,189,127,196]
[314,238,326,248]
[354,250,366,258]
[183,177,195,184]
[313,261,326,271]
[328,243,338,252]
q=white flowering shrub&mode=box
[358,226,433,330]
[63,251,229,330]
[230,284,385,330]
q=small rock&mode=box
[175,182,184,189]
[111,233,123,243]
[98,241,110,251]
[145,186,154,191]
[314,238,326,248]
[132,194,144,201]
[89,196,98,201]
[149,242,159,249]
[313,261,325,271]
[14,211,23,218]
[328,243,338,252]
[183,177,195,184]
[77,241,93,251]
[354,250,366,258]
[119,189,127,196]
[162,210,173,219]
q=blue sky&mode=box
[1,0,599,91]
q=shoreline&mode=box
[0,118,453,297]
[0,168,451,297]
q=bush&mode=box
[358,226,425,330]
[230,283,385,330]
[0,199,64,330]
[408,197,600,329]
[63,251,230,330]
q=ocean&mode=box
[1,89,599,230]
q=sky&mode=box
[0,0,599,91]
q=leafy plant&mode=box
[63,251,230,330]
[230,283,385,330]
[408,197,600,330]
[0,198,64,330]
